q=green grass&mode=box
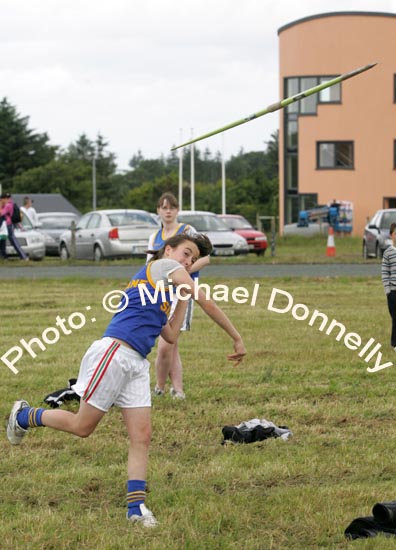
[4,234,373,267]
[1,276,395,549]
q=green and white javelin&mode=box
[171,62,377,150]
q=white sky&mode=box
[1,0,395,171]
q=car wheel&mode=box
[94,245,104,262]
[60,244,69,260]
[363,241,368,259]
[255,250,265,257]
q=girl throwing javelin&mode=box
[7,233,246,527]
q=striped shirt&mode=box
[381,245,396,294]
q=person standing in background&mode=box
[381,222,396,350]
[147,192,210,399]
[21,196,39,226]
[0,193,28,260]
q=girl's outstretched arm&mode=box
[169,268,246,365]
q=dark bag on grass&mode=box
[44,378,80,408]
[345,501,396,539]
[222,425,277,444]
[222,418,292,445]
[11,203,22,224]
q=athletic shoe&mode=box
[153,385,165,397]
[170,387,185,400]
[127,504,158,527]
[7,400,30,445]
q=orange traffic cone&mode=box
[326,227,336,257]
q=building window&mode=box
[317,142,354,169]
[286,195,300,224]
[319,77,341,103]
[299,194,318,212]
[287,119,298,150]
[394,140,396,168]
[286,76,341,115]
[394,75,396,103]
[286,155,298,190]
[300,77,317,114]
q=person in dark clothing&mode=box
[0,192,28,260]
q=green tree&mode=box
[12,158,92,212]
[0,98,57,189]
[13,132,119,212]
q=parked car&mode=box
[59,209,159,261]
[149,213,161,225]
[37,212,81,256]
[5,214,45,260]
[363,209,396,259]
[218,214,268,256]
[177,210,249,256]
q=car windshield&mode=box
[380,212,396,230]
[39,216,78,229]
[179,215,228,231]
[222,217,252,230]
[108,212,158,227]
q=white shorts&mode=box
[72,337,151,412]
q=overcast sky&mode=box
[1,0,395,171]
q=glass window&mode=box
[286,195,300,224]
[38,215,79,229]
[286,78,299,113]
[300,78,317,114]
[394,140,396,169]
[286,155,298,190]
[287,120,298,150]
[394,75,396,103]
[299,194,318,211]
[108,211,158,227]
[380,211,396,229]
[319,78,340,102]
[87,213,101,229]
[317,142,354,169]
[77,213,92,230]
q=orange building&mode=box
[278,11,396,236]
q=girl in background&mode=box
[147,192,210,399]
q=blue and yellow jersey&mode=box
[103,261,172,357]
[152,223,189,250]
[151,223,199,281]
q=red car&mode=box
[218,214,268,256]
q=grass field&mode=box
[1,274,395,549]
[2,234,373,267]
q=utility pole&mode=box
[178,128,183,210]
[190,128,195,211]
[92,149,97,211]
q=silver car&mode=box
[59,209,159,261]
[177,210,249,256]
[363,209,396,259]
[6,215,45,260]
[37,212,81,256]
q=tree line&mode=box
[0,97,278,225]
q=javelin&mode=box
[171,62,377,150]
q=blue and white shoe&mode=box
[7,400,30,445]
[127,504,158,527]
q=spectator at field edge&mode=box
[0,193,28,260]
